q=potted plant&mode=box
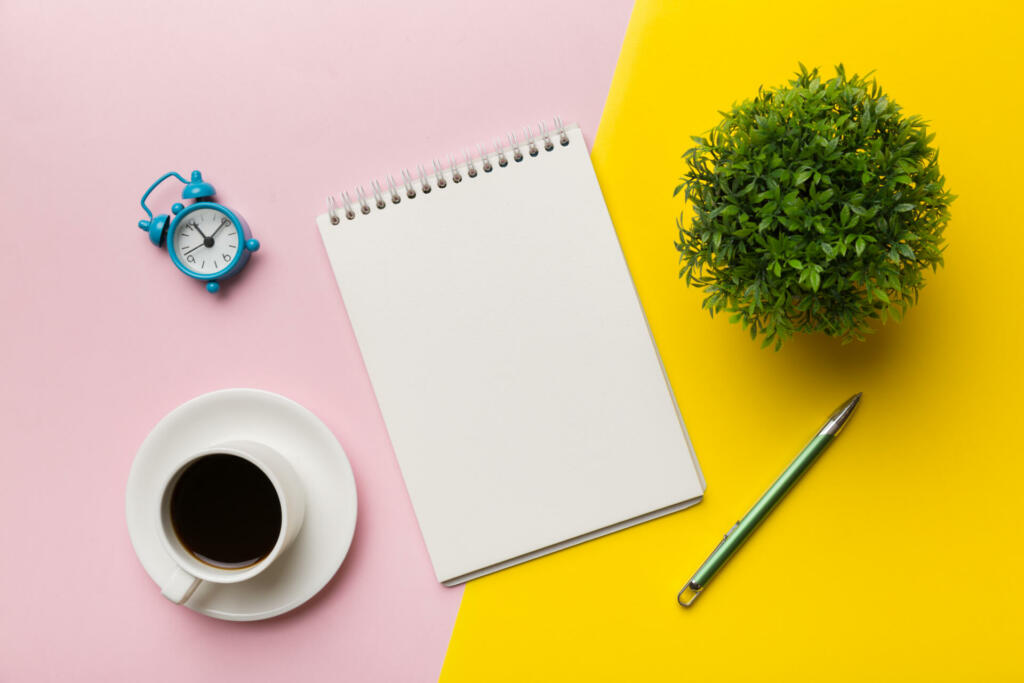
[675,64,955,348]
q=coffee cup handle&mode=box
[161,566,201,604]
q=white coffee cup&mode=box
[156,440,306,604]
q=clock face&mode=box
[172,208,242,276]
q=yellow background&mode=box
[442,1,1023,679]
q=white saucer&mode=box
[126,389,357,621]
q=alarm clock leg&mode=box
[206,281,220,294]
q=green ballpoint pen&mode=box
[678,392,862,607]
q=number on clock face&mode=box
[172,208,241,276]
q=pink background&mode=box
[0,1,632,680]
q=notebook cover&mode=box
[316,126,704,584]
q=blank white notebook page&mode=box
[317,125,704,585]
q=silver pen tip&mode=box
[821,392,862,436]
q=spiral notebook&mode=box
[315,120,704,585]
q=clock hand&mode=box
[184,242,206,256]
[212,216,235,236]
[185,220,215,248]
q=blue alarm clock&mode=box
[137,170,259,293]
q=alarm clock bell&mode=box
[181,171,216,200]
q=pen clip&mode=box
[717,521,741,548]
[677,522,741,608]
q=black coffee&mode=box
[170,454,282,569]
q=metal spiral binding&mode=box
[508,133,522,162]
[371,180,386,209]
[326,117,570,222]
[328,196,340,224]
[356,186,371,214]
[526,127,539,157]
[539,121,554,151]
[417,165,431,194]
[342,192,356,220]
[554,116,569,146]
[387,176,401,204]
[479,144,493,173]
[433,160,447,189]
[401,169,416,198]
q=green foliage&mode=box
[674,64,954,349]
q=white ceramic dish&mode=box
[126,388,357,621]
